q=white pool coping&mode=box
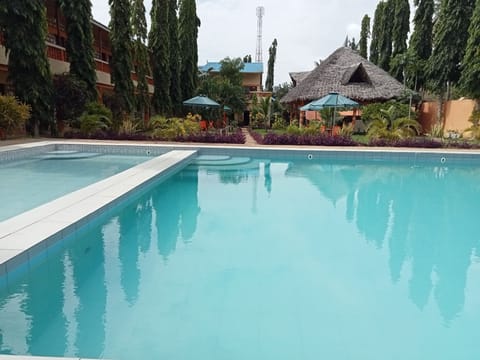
[0,356,101,360]
[0,149,197,280]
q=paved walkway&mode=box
[0,137,49,147]
[241,127,259,146]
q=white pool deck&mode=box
[0,147,197,282]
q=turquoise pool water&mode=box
[0,151,150,221]
[1,156,480,359]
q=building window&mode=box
[46,33,56,44]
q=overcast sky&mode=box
[91,0,382,86]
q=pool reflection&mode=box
[0,168,202,358]
[287,160,480,324]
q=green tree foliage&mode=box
[219,57,244,86]
[265,38,278,92]
[53,74,88,125]
[169,0,182,114]
[409,0,434,61]
[131,0,151,118]
[58,0,97,102]
[390,0,410,81]
[378,0,396,71]
[407,0,434,90]
[179,0,200,100]
[109,0,135,115]
[197,57,246,114]
[369,2,385,64]
[149,0,171,115]
[344,36,358,51]
[428,0,475,92]
[359,14,370,59]
[1,0,53,135]
[459,0,480,102]
[367,105,420,140]
[392,0,410,56]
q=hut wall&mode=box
[419,99,476,134]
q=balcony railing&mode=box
[46,43,67,62]
[95,59,110,73]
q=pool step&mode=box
[190,155,270,171]
[37,150,101,160]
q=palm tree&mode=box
[367,105,421,140]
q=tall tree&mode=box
[428,0,475,93]
[1,0,53,136]
[460,0,480,107]
[369,1,385,65]
[58,0,97,102]
[131,0,150,119]
[265,38,277,92]
[359,14,370,59]
[149,0,171,115]
[378,0,395,71]
[407,0,435,90]
[109,0,135,116]
[169,0,182,114]
[178,0,200,100]
[390,0,410,81]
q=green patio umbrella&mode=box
[301,92,359,127]
[182,95,220,108]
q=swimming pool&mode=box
[0,150,151,221]
[1,149,479,360]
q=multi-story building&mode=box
[198,61,271,124]
[0,0,153,99]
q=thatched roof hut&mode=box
[281,47,406,105]
[289,71,311,87]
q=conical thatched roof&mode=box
[281,47,406,104]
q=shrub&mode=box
[78,102,112,135]
[463,109,480,140]
[271,117,288,130]
[427,123,445,138]
[177,130,245,144]
[53,74,88,125]
[118,117,141,135]
[302,121,323,135]
[183,119,201,135]
[339,123,354,137]
[0,95,31,136]
[286,124,302,135]
[150,116,196,140]
[262,133,357,146]
[362,101,413,124]
[368,137,443,148]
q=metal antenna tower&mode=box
[255,6,264,63]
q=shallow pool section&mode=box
[1,157,480,359]
[0,151,150,221]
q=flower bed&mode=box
[63,130,246,144]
